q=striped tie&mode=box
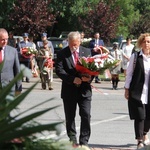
[73,51,78,65]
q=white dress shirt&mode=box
[0,47,4,61]
[125,50,150,104]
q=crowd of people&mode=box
[6,31,55,90]
[0,27,150,149]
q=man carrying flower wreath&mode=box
[55,31,93,147]
[18,33,34,82]
[36,40,54,90]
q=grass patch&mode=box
[99,73,125,82]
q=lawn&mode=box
[99,73,125,82]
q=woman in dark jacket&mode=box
[124,33,150,149]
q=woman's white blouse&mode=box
[125,50,150,104]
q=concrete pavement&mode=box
[20,75,139,150]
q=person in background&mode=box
[16,38,20,49]
[122,37,134,77]
[109,42,122,90]
[80,32,85,43]
[36,33,54,79]
[36,40,53,90]
[18,33,33,82]
[7,31,16,48]
[36,33,54,54]
[55,31,93,147]
[0,28,22,97]
[89,32,104,83]
[62,38,68,48]
[29,36,36,49]
[28,36,37,74]
[124,33,150,149]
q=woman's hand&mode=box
[124,89,129,100]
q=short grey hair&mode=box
[68,31,81,42]
[0,28,8,35]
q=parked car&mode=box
[13,36,24,42]
[48,38,64,61]
[119,39,137,50]
[59,31,70,39]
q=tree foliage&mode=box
[0,0,149,42]
[49,0,100,36]
[132,0,150,15]
[0,0,16,29]
[78,1,121,43]
[129,0,150,38]
[9,0,56,37]
[129,11,150,38]
[114,0,140,38]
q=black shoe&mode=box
[95,80,101,83]
[49,87,53,90]
[114,86,117,90]
[42,83,46,89]
[26,77,30,83]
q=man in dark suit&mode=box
[55,31,93,147]
[0,28,22,97]
[89,32,104,83]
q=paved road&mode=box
[18,76,145,150]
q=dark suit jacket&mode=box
[89,39,104,56]
[55,46,92,99]
[0,45,22,94]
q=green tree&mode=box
[129,11,150,38]
[132,0,150,14]
[50,0,100,36]
[129,0,150,37]
[115,0,140,39]
[0,0,16,29]
[78,0,121,43]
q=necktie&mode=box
[0,48,3,63]
[73,51,78,65]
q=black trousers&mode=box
[134,105,150,139]
[63,96,91,145]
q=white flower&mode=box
[95,62,99,68]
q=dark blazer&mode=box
[89,39,104,56]
[55,46,92,99]
[0,45,22,94]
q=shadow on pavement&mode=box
[89,143,136,149]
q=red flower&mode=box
[44,58,54,68]
[21,47,37,58]
[76,53,119,76]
